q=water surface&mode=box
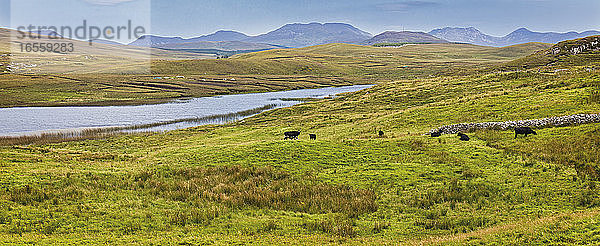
[0,85,372,137]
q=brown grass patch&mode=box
[134,165,378,217]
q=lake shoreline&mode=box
[0,75,372,108]
[0,85,373,145]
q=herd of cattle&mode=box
[284,131,316,140]
[429,127,537,141]
[284,127,538,141]
[283,112,600,141]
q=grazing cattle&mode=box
[284,131,300,140]
[514,127,537,139]
[431,131,442,137]
[458,133,470,141]
[379,131,384,137]
[309,134,317,140]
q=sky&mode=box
[1,0,599,38]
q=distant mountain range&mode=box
[192,30,250,42]
[129,30,250,47]
[363,31,447,45]
[429,27,600,47]
[131,23,372,49]
[126,23,599,54]
[244,22,372,48]
[152,41,282,52]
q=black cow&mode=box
[284,131,300,140]
[379,131,385,137]
[458,133,470,141]
[309,134,317,140]
[431,131,442,138]
[514,127,537,139]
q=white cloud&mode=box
[83,0,137,6]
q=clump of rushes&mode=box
[301,214,358,237]
[0,166,377,235]
[134,165,378,217]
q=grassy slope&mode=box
[0,73,360,107]
[0,42,550,108]
[153,43,552,78]
[1,61,599,245]
[499,36,600,71]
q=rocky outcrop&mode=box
[549,36,600,56]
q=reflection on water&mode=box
[0,85,372,137]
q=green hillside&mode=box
[154,42,551,77]
[1,37,599,244]
[501,36,600,70]
[0,41,550,108]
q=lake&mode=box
[0,85,372,137]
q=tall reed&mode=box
[0,104,279,146]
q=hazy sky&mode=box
[1,0,599,38]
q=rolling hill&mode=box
[501,35,600,70]
[363,31,448,45]
[0,28,213,74]
[1,34,599,245]
[0,34,551,107]
[152,42,551,77]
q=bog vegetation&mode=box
[1,37,600,245]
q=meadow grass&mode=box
[1,37,599,244]
[1,63,600,244]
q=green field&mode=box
[1,36,600,245]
